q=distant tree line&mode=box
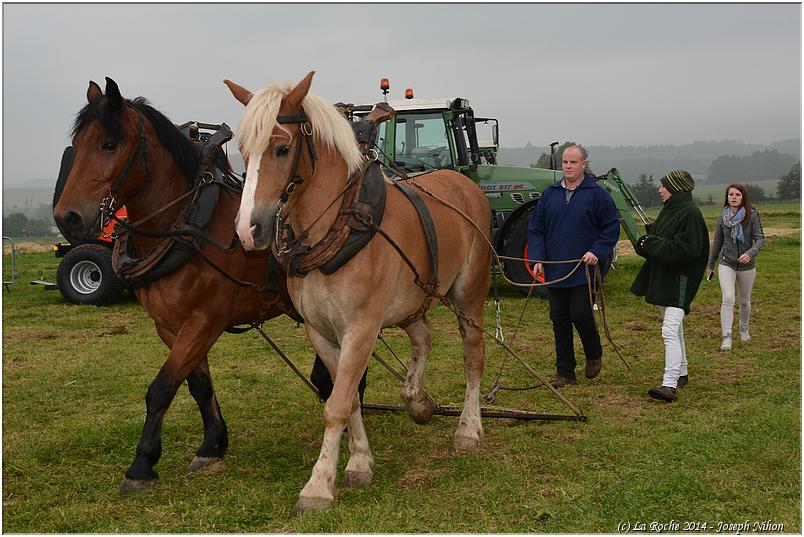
[707,150,797,183]
[777,161,800,200]
[628,161,800,208]
[3,201,54,222]
[2,212,57,237]
[524,143,798,190]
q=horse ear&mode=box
[105,77,123,110]
[87,81,103,103]
[223,79,253,106]
[284,71,315,112]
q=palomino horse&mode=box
[225,71,491,513]
[53,78,299,494]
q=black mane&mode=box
[71,96,200,184]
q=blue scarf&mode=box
[721,206,746,243]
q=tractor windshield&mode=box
[393,113,451,172]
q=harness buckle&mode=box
[99,194,117,228]
[366,148,379,162]
[274,202,288,254]
[301,122,313,136]
[200,171,215,185]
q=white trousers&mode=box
[718,265,756,338]
[660,306,687,389]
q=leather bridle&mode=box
[272,110,318,254]
[100,108,152,227]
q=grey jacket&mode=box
[707,208,764,271]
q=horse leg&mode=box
[400,317,437,424]
[119,320,222,494]
[146,328,227,475]
[185,357,228,474]
[448,265,488,451]
[294,326,374,514]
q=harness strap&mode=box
[110,109,151,194]
[277,111,317,182]
[392,180,440,293]
[109,123,241,286]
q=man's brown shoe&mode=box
[549,375,577,389]
[648,386,677,402]
[677,375,688,389]
[585,358,602,379]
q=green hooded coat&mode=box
[630,192,709,315]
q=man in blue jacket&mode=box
[528,145,620,388]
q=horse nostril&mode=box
[65,211,82,228]
[251,223,263,242]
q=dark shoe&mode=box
[585,358,602,379]
[677,375,688,389]
[648,386,677,402]
[549,375,577,389]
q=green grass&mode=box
[2,209,800,532]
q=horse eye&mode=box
[275,145,291,157]
[101,143,116,152]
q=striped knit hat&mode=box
[660,169,695,194]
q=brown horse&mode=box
[53,78,298,494]
[225,71,492,513]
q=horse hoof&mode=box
[342,470,373,489]
[119,478,156,495]
[402,392,435,425]
[186,456,223,474]
[292,496,332,516]
[453,435,479,451]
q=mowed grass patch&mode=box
[2,207,800,532]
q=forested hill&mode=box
[498,139,801,181]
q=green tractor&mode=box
[351,84,649,295]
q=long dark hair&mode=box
[723,183,752,227]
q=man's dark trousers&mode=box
[548,284,602,381]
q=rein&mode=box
[395,177,631,373]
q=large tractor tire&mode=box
[498,206,548,298]
[56,243,124,305]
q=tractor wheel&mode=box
[499,207,548,298]
[56,244,124,305]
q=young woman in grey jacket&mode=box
[706,184,765,351]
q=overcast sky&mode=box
[2,3,801,185]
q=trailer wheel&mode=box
[56,244,124,305]
[499,207,548,298]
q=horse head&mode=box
[55,78,198,244]
[225,71,363,251]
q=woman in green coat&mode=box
[631,170,709,402]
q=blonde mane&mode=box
[237,81,364,175]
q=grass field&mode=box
[2,204,800,532]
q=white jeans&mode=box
[718,265,756,338]
[660,306,687,389]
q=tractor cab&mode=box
[365,95,499,174]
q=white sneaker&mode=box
[720,337,732,351]
[740,330,750,342]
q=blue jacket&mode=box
[527,174,620,288]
